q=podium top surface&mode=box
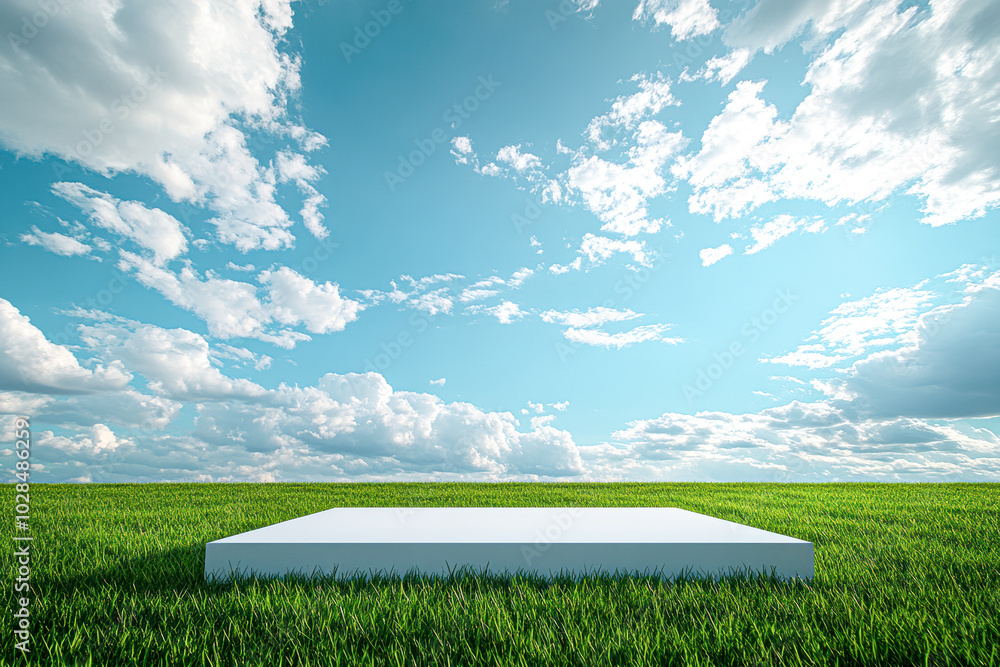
[209,507,809,545]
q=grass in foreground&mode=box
[2,482,999,665]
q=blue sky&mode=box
[1,0,998,482]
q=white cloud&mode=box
[368,273,466,316]
[458,288,501,303]
[567,121,685,236]
[508,267,534,288]
[468,301,525,325]
[52,182,188,264]
[763,264,1000,421]
[450,136,474,164]
[723,0,871,54]
[766,285,936,368]
[459,276,504,303]
[453,75,683,269]
[586,73,677,149]
[541,307,641,329]
[430,378,446,386]
[632,0,721,40]
[542,307,682,348]
[0,298,131,395]
[842,283,1000,419]
[212,344,272,371]
[41,423,131,454]
[117,254,360,346]
[744,214,825,254]
[564,323,679,348]
[549,257,582,275]
[226,262,256,272]
[36,389,181,430]
[699,243,733,266]
[0,391,54,415]
[410,289,455,316]
[496,144,542,173]
[579,234,652,266]
[20,226,92,257]
[681,48,752,85]
[118,251,274,340]
[672,80,779,220]
[80,322,266,401]
[191,372,586,477]
[259,266,362,334]
[684,0,1000,226]
[0,0,325,251]
[275,151,328,239]
[594,400,1000,481]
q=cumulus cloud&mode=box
[36,389,181,430]
[681,0,1000,226]
[0,298,131,394]
[0,391,54,415]
[0,0,326,250]
[586,73,677,150]
[579,234,653,266]
[566,121,686,236]
[764,265,1000,420]
[592,400,1000,481]
[633,0,721,40]
[672,79,779,220]
[699,243,733,266]
[52,182,188,264]
[495,144,542,173]
[118,252,274,340]
[80,322,266,401]
[453,75,684,269]
[20,226,92,257]
[117,253,360,346]
[260,266,362,334]
[843,284,1000,419]
[193,372,586,477]
[549,257,582,275]
[41,423,132,455]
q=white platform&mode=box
[204,507,813,581]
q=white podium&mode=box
[204,507,813,581]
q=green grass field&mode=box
[3,483,998,666]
